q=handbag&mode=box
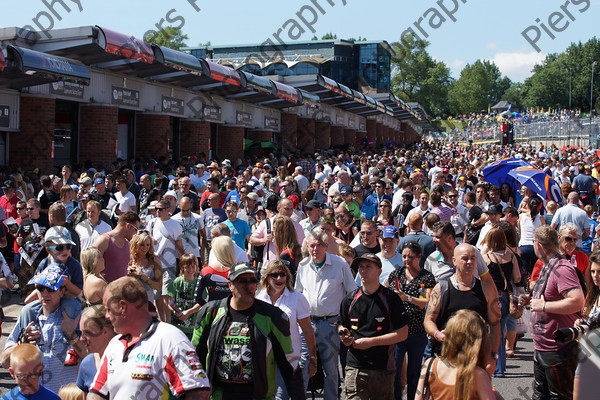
[489,252,523,319]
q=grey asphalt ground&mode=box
[0,291,537,399]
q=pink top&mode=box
[102,233,130,282]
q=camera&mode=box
[555,316,600,344]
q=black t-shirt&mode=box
[468,204,482,223]
[353,243,380,258]
[340,286,408,370]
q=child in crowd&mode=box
[340,186,361,220]
[4,343,60,399]
[166,254,201,339]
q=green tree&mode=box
[144,26,188,50]
[390,34,453,116]
[448,60,511,114]
[521,38,600,110]
[320,32,337,40]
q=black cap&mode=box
[305,200,323,209]
[228,263,257,281]
[484,203,503,215]
[2,180,14,190]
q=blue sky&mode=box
[3,0,599,82]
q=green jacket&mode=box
[192,296,302,400]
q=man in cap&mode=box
[300,200,322,238]
[2,264,83,393]
[238,192,261,227]
[339,253,408,400]
[90,178,114,211]
[193,263,302,400]
[365,225,403,285]
[475,203,504,251]
[88,277,210,400]
[0,180,19,220]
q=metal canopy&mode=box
[0,45,90,89]
[370,93,417,121]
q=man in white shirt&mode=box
[295,229,356,400]
[293,166,310,193]
[114,177,136,214]
[172,197,203,262]
[75,200,111,251]
[151,199,184,322]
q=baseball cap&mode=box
[222,159,232,167]
[350,253,382,271]
[228,263,257,281]
[148,200,158,210]
[27,263,65,291]
[94,178,105,185]
[594,162,600,167]
[164,190,178,199]
[2,180,14,190]
[246,192,258,201]
[305,200,323,209]
[263,164,272,170]
[195,163,206,169]
[255,162,263,168]
[288,194,300,208]
[483,203,504,215]
[44,226,76,246]
[380,225,399,239]
[340,185,352,195]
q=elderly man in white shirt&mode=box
[295,229,357,400]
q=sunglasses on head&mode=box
[48,244,72,252]
[35,285,56,293]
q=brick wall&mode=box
[79,105,118,166]
[329,125,343,147]
[376,122,385,145]
[281,113,297,152]
[13,96,55,174]
[216,125,244,161]
[344,128,356,145]
[298,118,316,153]
[136,114,171,160]
[181,120,210,158]
[366,119,377,142]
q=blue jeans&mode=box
[395,332,428,400]
[312,317,340,400]
[519,245,536,275]
[276,334,309,400]
[495,295,509,376]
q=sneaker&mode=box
[64,349,79,366]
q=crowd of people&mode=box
[0,140,598,399]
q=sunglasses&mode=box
[155,207,167,211]
[360,231,374,235]
[269,272,287,279]
[48,244,72,252]
[335,214,349,220]
[27,207,35,211]
[35,285,56,293]
[563,237,577,242]
[304,207,314,211]
[379,205,389,208]
[16,207,25,210]
[448,195,458,198]
[180,208,192,212]
[226,210,237,214]
[235,278,259,285]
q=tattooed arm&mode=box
[423,283,444,341]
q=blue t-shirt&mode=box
[1,385,61,399]
[225,190,240,204]
[225,219,251,250]
[76,353,97,393]
[583,218,599,253]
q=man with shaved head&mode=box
[423,243,500,365]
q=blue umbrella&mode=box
[482,158,532,188]
[508,167,563,205]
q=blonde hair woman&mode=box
[81,247,106,306]
[416,310,498,400]
[128,231,162,303]
[195,235,236,305]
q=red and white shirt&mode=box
[90,320,210,399]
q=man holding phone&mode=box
[339,253,409,400]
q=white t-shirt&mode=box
[152,218,183,269]
[75,219,112,251]
[172,212,203,257]
[115,191,136,212]
[90,321,209,399]
[255,288,309,368]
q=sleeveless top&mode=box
[485,252,514,293]
[437,279,488,331]
[102,233,130,282]
[427,358,481,400]
[519,214,542,246]
[139,265,156,302]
